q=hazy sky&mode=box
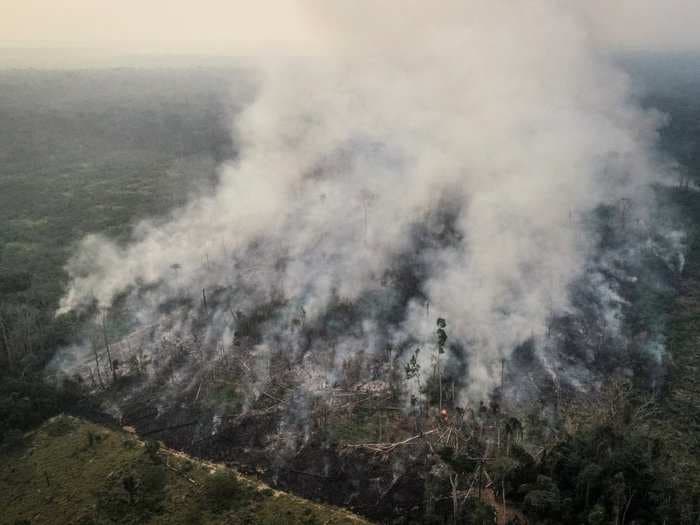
[1,0,700,68]
[579,0,700,52]
[0,0,313,67]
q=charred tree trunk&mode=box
[437,355,443,411]
[23,310,33,356]
[88,367,98,389]
[92,342,105,389]
[0,312,13,371]
[102,312,117,383]
[478,462,483,501]
[449,473,459,525]
[500,358,505,392]
[502,477,507,525]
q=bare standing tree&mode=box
[449,473,459,525]
[0,312,13,371]
[359,189,376,245]
[91,339,105,389]
[101,311,117,383]
[436,318,447,411]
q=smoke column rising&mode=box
[58,1,669,399]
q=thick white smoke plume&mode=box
[58,1,669,399]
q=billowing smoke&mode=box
[57,1,675,401]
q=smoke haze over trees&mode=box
[57,1,681,401]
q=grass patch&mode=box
[0,415,370,524]
[202,469,250,511]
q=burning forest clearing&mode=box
[3,2,700,524]
[53,242,692,523]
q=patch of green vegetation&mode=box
[209,382,242,406]
[202,470,251,511]
[328,407,386,444]
[645,205,700,517]
[42,415,78,437]
[0,415,370,525]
